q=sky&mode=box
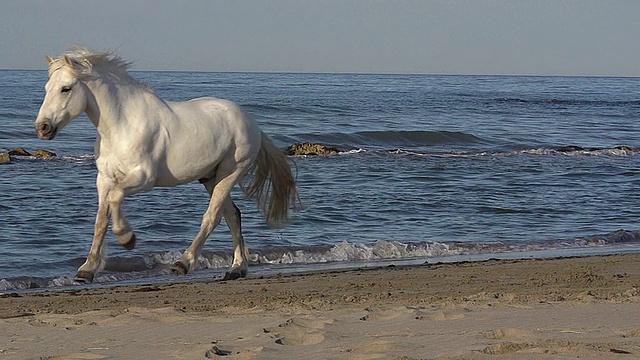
[1,0,639,76]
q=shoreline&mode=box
[2,253,640,359]
[4,241,640,294]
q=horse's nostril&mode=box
[35,121,55,139]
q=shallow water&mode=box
[1,71,640,290]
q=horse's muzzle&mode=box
[35,121,57,140]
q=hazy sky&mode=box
[1,0,638,76]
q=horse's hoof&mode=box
[171,261,189,275]
[222,268,247,281]
[119,233,137,250]
[74,271,94,283]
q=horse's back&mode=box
[169,97,252,129]
[168,97,261,152]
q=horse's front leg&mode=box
[110,168,153,250]
[109,187,136,250]
[75,175,112,283]
[76,168,151,283]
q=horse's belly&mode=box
[153,174,190,187]
[154,158,218,186]
[153,145,226,187]
[153,171,206,187]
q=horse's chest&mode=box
[95,134,156,175]
[95,152,152,183]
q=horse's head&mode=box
[35,55,91,140]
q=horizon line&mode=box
[0,68,638,79]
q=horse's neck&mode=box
[84,79,161,136]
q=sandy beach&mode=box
[2,253,640,359]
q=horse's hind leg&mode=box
[202,177,249,280]
[171,165,246,276]
[221,198,248,280]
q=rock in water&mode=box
[8,147,31,156]
[0,153,9,163]
[284,142,339,156]
[32,149,56,159]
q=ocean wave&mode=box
[244,103,357,117]
[60,154,96,162]
[517,146,638,157]
[353,130,484,146]
[493,98,640,107]
[330,145,639,158]
[242,103,285,113]
[2,153,96,163]
[2,230,639,291]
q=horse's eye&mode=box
[61,86,72,93]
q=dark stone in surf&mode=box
[8,147,31,156]
[556,145,585,153]
[556,145,636,153]
[32,149,56,159]
[0,153,9,163]
[284,142,339,156]
[103,254,146,272]
[6,148,56,158]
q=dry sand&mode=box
[2,253,640,359]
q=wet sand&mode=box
[2,253,640,359]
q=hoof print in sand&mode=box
[483,339,635,356]
[360,306,466,322]
[205,345,232,357]
[268,317,334,346]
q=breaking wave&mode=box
[2,229,639,292]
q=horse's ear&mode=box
[45,55,54,64]
[62,55,73,66]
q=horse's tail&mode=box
[242,131,300,228]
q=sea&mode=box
[1,71,640,292]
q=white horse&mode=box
[34,47,299,283]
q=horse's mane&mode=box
[48,46,148,89]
